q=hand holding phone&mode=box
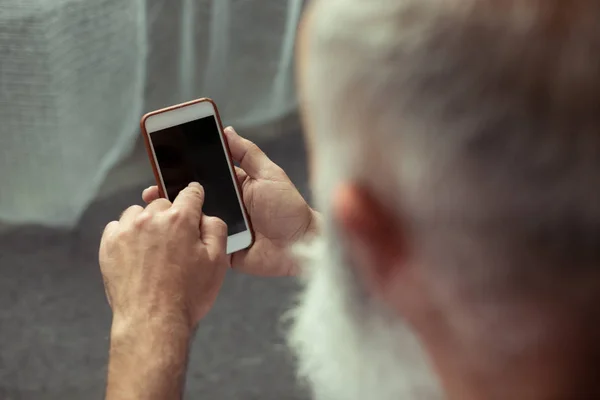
[143,126,320,277]
[140,98,253,254]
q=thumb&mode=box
[201,216,228,258]
[224,126,272,178]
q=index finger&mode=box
[171,182,205,221]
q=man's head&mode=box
[289,1,600,399]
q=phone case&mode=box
[139,98,254,245]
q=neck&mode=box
[421,303,600,400]
[440,345,600,400]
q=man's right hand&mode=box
[142,126,320,277]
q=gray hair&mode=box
[305,0,600,300]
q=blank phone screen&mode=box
[150,116,246,236]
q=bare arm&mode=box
[100,183,229,400]
[106,317,192,400]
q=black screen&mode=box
[151,116,246,236]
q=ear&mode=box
[332,183,409,301]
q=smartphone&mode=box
[140,98,253,254]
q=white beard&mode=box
[286,229,443,400]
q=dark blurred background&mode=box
[0,0,310,398]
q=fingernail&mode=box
[188,182,202,189]
[224,126,236,136]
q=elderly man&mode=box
[99,0,600,399]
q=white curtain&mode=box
[0,0,302,227]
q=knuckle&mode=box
[166,208,189,224]
[114,227,131,241]
[129,204,144,214]
[102,220,118,236]
[119,205,141,220]
[133,211,152,228]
